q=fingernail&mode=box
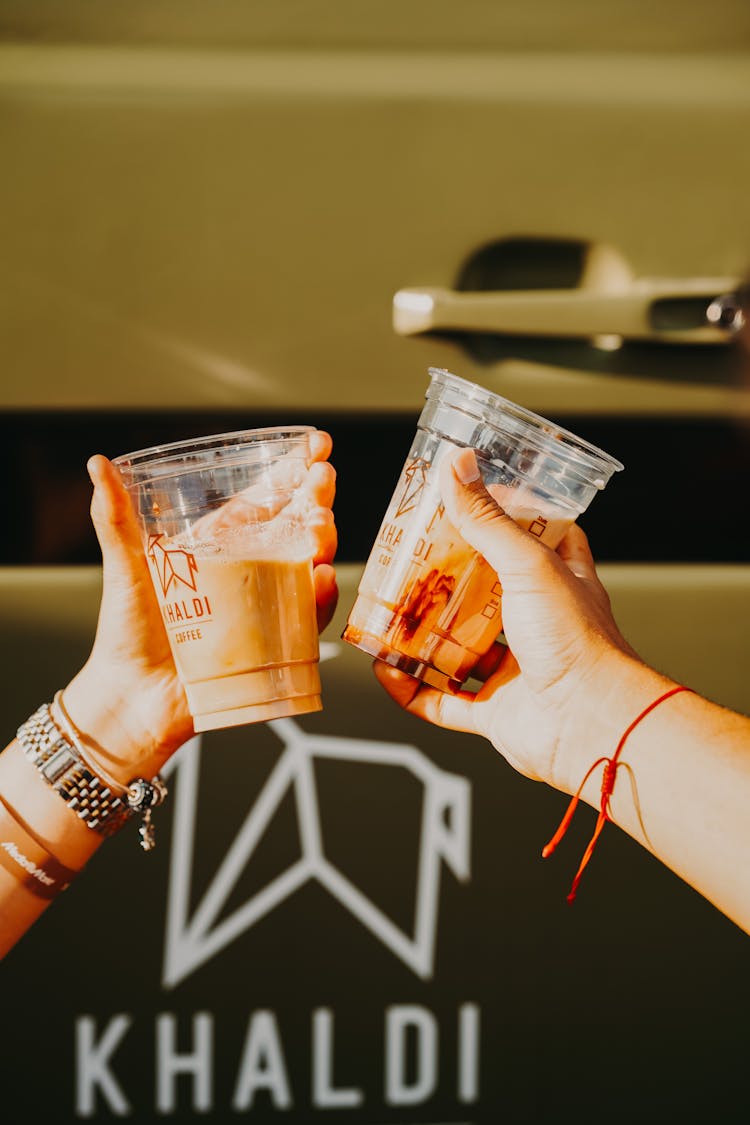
[452,449,481,484]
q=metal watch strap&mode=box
[17,704,130,836]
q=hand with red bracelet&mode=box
[374,448,750,926]
[375,447,648,791]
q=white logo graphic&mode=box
[161,711,471,989]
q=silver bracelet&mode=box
[16,702,168,851]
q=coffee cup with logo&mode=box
[343,368,623,690]
[114,427,322,731]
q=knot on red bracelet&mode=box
[540,755,617,903]
[601,758,618,801]
[542,685,694,904]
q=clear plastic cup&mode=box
[114,427,322,732]
[342,368,623,690]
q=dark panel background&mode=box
[1,577,749,1124]
[1,411,749,567]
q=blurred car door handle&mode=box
[393,280,744,344]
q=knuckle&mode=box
[462,486,502,526]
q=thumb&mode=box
[440,448,554,588]
[87,454,150,581]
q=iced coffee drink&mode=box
[114,427,322,732]
[344,463,573,688]
[148,534,320,730]
[343,370,623,690]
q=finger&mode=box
[308,506,337,565]
[555,523,617,621]
[474,646,520,698]
[372,661,478,734]
[556,523,598,581]
[314,563,338,633]
[467,639,508,683]
[309,430,333,464]
[87,455,147,574]
[305,460,336,510]
[440,449,556,592]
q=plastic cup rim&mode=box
[112,425,316,484]
[426,367,624,482]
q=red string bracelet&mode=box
[542,685,695,903]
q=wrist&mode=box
[62,665,189,786]
[7,692,172,861]
[61,671,136,787]
[0,740,105,869]
[551,648,678,800]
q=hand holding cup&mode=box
[62,430,337,785]
[374,448,639,789]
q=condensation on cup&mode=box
[342,368,623,691]
[114,427,321,732]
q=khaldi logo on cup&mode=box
[147,533,213,634]
[395,457,430,517]
[148,533,199,597]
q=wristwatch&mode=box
[16,704,130,835]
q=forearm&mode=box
[0,675,171,959]
[0,737,105,957]
[556,654,750,931]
